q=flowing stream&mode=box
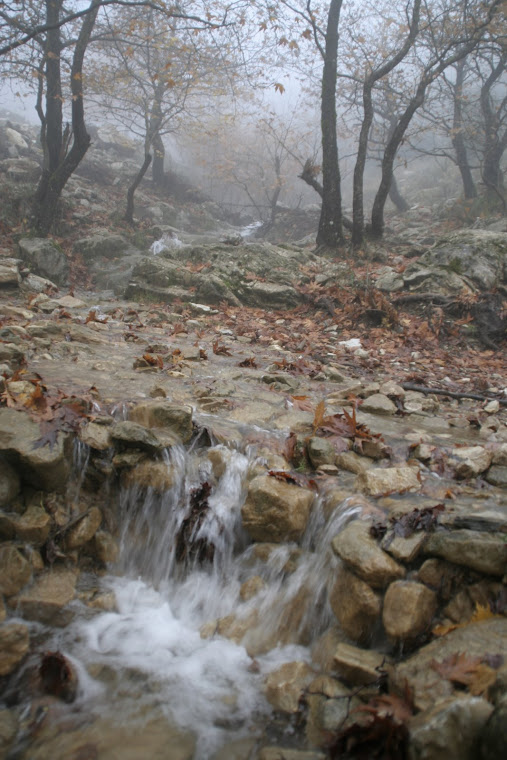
[16,441,362,759]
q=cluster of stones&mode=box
[1,386,507,759]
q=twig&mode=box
[401,382,507,406]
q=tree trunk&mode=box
[316,0,343,248]
[352,82,373,247]
[480,54,507,199]
[33,0,99,235]
[452,59,477,199]
[388,174,410,212]
[125,152,152,224]
[152,131,165,186]
[370,81,426,238]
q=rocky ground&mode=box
[0,113,507,759]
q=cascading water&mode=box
[38,441,362,759]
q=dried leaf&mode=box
[238,357,257,368]
[312,400,325,432]
[268,470,317,490]
[213,340,232,356]
[431,652,482,686]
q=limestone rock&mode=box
[258,749,326,760]
[383,581,437,642]
[335,451,374,474]
[65,507,102,549]
[264,661,315,713]
[424,529,507,576]
[382,531,427,563]
[0,408,71,492]
[333,642,391,686]
[239,575,265,601]
[11,506,51,544]
[480,696,507,759]
[0,708,17,756]
[0,261,20,287]
[10,568,77,625]
[392,618,507,711]
[73,230,128,260]
[355,466,421,496]
[306,437,337,469]
[331,520,405,589]
[305,676,355,748]
[93,530,119,565]
[492,443,507,465]
[0,343,25,366]
[129,400,193,443]
[79,421,112,450]
[485,465,507,488]
[0,456,20,507]
[449,446,493,479]
[0,544,31,596]
[122,460,176,492]
[361,393,397,415]
[329,567,381,644]
[408,696,493,760]
[18,237,69,285]
[111,420,164,454]
[311,627,344,672]
[242,474,314,542]
[0,622,30,675]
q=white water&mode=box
[52,444,360,758]
[150,233,184,255]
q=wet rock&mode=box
[0,342,25,366]
[122,460,176,492]
[355,466,421,496]
[240,575,265,601]
[382,581,437,642]
[264,661,315,713]
[335,451,374,474]
[311,626,344,671]
[361,393,397,415]
[0,544,31,596]
[0,622,30,675]
[210,738,258,760]
[448,446,492,479]
[111,420,164,454]
[329,567,381,645]
[243,280,300,309]
[129,400,193,443]
[492,443,507,465]
[306,437,337,469]
[0,408,71,492]
[479,696,507,759]
[0,708,17,756]
[11,506,51,544]
[242,474,314,542]
[258,749,326,760]
[485,465,507,488]
[18,237,69,286]
[65,507,102,549]
[408,695,493,760]
[93,530,119,565]
[0,456,20,506]
[0,597,5,622]
[382,531,427,563]
[305,675,355,747]
[333,642,391,686]
[79,421,112,450]
[10,567,77,625]
[392,618,507,711]
[424,529,507,576]
[331,519,405,589]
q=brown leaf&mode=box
[85,309,108,324]
[213,340,232,356]
[430,652,482,686]
[238,357,257,368]
[40,651,77,702]
[312,400,325,432]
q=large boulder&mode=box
[18,237,69,286]
[126,242,308,309]
[401,230,507,295]
[331,519,405,589]
[73,229,129,260]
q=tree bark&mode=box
[452,59,477,199]
[33,0,99,235]
[388,174,409,212]
[152,131,165,186]
[480,54,507,198]
[316,0,344,249]
[125,151,152,224]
